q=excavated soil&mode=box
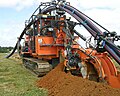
[37,63,120,96]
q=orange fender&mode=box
[96,53,120,88]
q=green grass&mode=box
[0,53,48,96]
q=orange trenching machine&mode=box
[7,0,120,88]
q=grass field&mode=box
[0,53,119,96]
[0,53,48,96]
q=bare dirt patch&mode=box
[37,63,120,96]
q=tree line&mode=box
[0,45,119,53]
[0,46,13,53]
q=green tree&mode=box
[0,46,13,53]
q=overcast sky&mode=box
[0,0,120,47]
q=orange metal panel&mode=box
[103,54,117,76]
[98,55,120,88]
[35,36,57,56]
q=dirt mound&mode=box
[37,63,120,96]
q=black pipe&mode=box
[68,5,111,33]
[64,5,120,50]
[99,36,120,57]
[62,5,103,34]
[60,4,120,64]
[6,5,94,58]
[73,30,86,41]
[6,3,120,64]
[6,20,33,58]
[6,6,56,58]
[105,45,120,63]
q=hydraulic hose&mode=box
[59,4,120,64]
[62,4,103,34]
[63,4,120,48]
[6,2,120,64]
[68,5,111,33]
[42,6,97,37]
[73,30,86,41]
[6,6,57,58]
[42,5,120,64]
[6,20,33,58]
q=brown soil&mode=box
[37,63,120,96]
